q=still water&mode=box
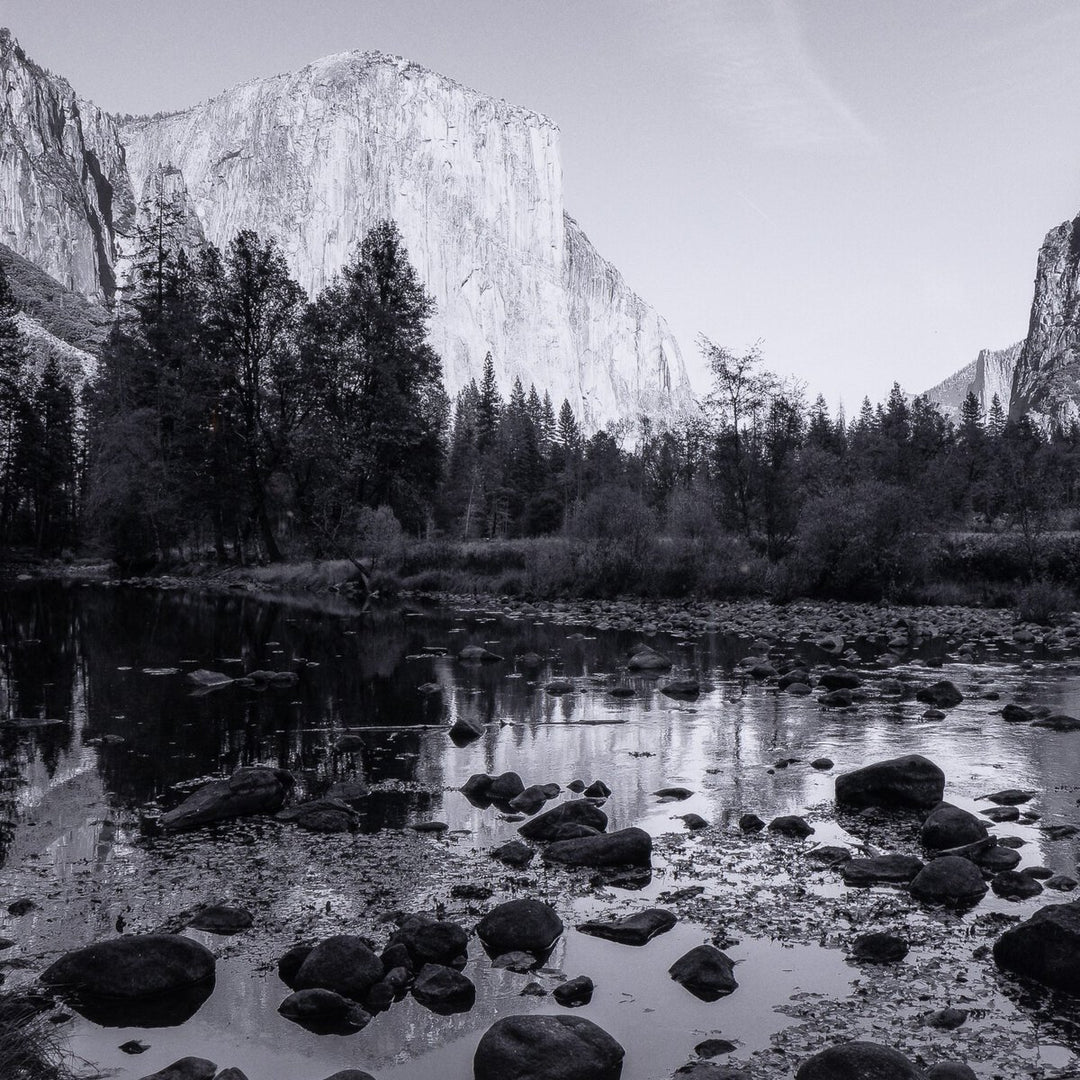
[1,582,1080,1079]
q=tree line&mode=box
[1,196,1079,600]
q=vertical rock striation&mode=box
[925,342,1021,420]
[0,33,695,425]
[1010,212,1080,425]
[116,50,695,425]
[0,29,134,302]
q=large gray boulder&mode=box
[40,934,214,998]
[796,1041,925,1078]
[993,899,1080,993]
[835,755,944,810]
[473,1014,624,1080]
[160,767,293,831]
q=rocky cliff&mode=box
[925,342,1021,420]
[2,37,695,427]
[0,30,134,302]
[1010,212,1080,425]
[116,49,695,425]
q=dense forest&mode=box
[2,191,1079,610]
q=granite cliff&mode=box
[1010,211,1080,426]
[0,32,694,426]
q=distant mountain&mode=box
[0,29,696,427]
[924,342,1021,420]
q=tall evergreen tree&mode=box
[302,220,444,533]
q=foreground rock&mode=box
[474,1014,624,1080]
[388,913,468,966]
[41,934,214,998]
[840,855,923,887]
[291,936,384,1000]
[850,932,908,963]
[668,945,738,1001]
[477,899,564,955]
[135,1060,218,1080]
[518,801,607,841]
[835,755,944,809]
[993,899,1080,993]
[915,680,963,708]
[160,767,293,831]
[278,988,370,1032]
[909,856,987,907]
[577,908,676,945]
[920,802,988,849]
[475,1010,626,1080]
[412,963,476,1014]
[544,827,652,867]
[463,771,525,804]
[796,1041,925,1079]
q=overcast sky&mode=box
[4,0,1079,410]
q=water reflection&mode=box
[1,583,1080,1077]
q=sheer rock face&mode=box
[925,342,1021,420]
[117,50,695,427]
[1011,212,1080,426]
[0,30,135,302]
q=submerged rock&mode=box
[184,904,253,935]
[796,1041,924,1079]
[160,767,293,831]
[991,870,1044,900]
[552,975,593,1007]
[841,855,923,886]
[40,934,214,999]
[388,914,468,966]
[477,900,563,955]
[134,1060,218,1080]
[473,1014,624,1080]
[994,899,1080,993]
[292,935,384,1000]
[277,988,370,1032]
[544,827,652,867]
[668,945,738,1001]
[767,815,814,838]
[458,646,504,662]
[835,754,945,810]
[277,797,359,833]
[915,680,963,708]
[518,800,607,840]
[411,963,476,1014]
[909,856,987,907]
[920,802,988,849]
[577,908,676,945]
[627,645,672,671]
[850,932,908,963]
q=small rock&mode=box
[552,975,593,1007]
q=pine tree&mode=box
[0,262,31,541]
[302,220,444,534]
[476,352,502,454]
[987,394,1006,438]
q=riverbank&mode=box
[14,529,1080,627]
[0,581,1079,1078]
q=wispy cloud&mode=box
[643,0,880,152]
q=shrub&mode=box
[789,481,922,600]
[1016,580,1076,625]
[355,505,406,572]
